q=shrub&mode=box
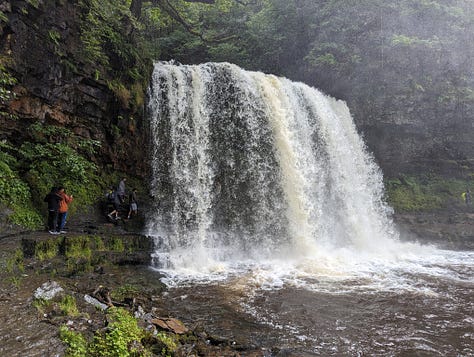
[59,325,88,357]
[90,307,150,357]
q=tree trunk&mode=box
[130,0,143,18]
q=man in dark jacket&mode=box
[44,187,61,234]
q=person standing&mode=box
[127,188,138,219]
[465,188,472,206]
[44,187,61,234]
[57,187,73,233]
[108,187,122,220]
[117,177,127,203]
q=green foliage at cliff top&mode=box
[2,0,473,223]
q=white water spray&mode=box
[147,62,409,278]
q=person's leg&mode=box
[59,212,68,231]
[47,210,55,232]
[49,210,59,233]
[54,211,59,231]
[56,212,63,232]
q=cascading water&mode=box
[145,62,473,355]
[146,61,403,276]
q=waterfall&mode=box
[147,62,399,273]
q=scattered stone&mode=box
[151,317,189,334]
[134,305,145,318]
[34,281,64,300]
[84,294,108,311]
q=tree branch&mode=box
[131,0,244,43]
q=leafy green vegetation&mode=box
[35,238,60,261]
[110,236,124,252]
[59,325,88,357]
[385,175,472,212]
[0,0,472,224]
[0,143,43,229]
[32,298,52,314]
[64,236,92,260]
[60,307,157,357]
[6,248,24,274]
[90,307,150,357]
[59,295,80,317]
[78,0,151,110]
[0,123,104,229]
[110,284,140,301]
[0,63,16,105]
[155,332,178,357]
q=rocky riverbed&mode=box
[0,208,472,357]
[0,220,268,357]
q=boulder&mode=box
[33,281,64,300]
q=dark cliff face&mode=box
[351,100,474,179]
[0,0,149,177]
[1,0,472,184]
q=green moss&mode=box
[385,175,473,212]
[64,236,92,259]
[35,238,60,261]
[92,235,106,251]
[6,248,24,273]
[110,236,124,252]
[33,298,52,314]
[110,284,140,301]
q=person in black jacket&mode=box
[44,187,62,234]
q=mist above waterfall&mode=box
[146,62,403,274]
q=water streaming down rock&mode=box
[147,62,399,272]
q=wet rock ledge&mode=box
[0,230,267,356]
[21,231,153,270]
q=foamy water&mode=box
[153,238,473,297]
[147,61,473,294]
[157,244,473,355]
[147,62,473,355]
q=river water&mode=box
[146,62,473,356]
[153,245,473,356]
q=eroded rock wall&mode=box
[0,0,149,176]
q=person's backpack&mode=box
[107,191,115,203]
